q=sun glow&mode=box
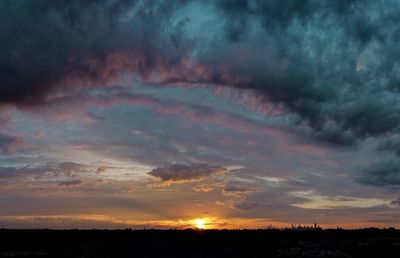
[194,219,206,229]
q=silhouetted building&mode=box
[291,221,321,231]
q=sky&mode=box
[0,0,400,229]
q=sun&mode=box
[194,219,206,229]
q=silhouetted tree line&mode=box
[0,228,399,258]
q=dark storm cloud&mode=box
[0,0,188,105]
[3,0,400,185]
[217,0,364,38]
[378,135,400,156]
[211,0,400,185]
[4,0,400,143]
[370,137,400,186]
[148,164,226,182]
[360,159,400,186]
[209,0,400,143]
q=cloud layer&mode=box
[0,0,189,105]
[148,164,226,182]
[3,1,400,147]
[1,0,400,228]
[0,134,18,154]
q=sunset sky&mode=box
[0,0,400,229]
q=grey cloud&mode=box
[360,159,400,186]
[233,201,259,211]
[0,162,87,183]
[4,0,400,145]
[58,179,82,186]
[0,165,52,181]
[391,196,400,206]
[0,0,188,105]
[0,167,19,178]
[57,162,84,174]
[0,134,18,154]
[222,181,255,197]
[211,1,400,185]
[378,135,400,156]
[224,184,250,193]
[148,163,226,182]
[217,1,364,38]
[198,0,400,146]
[4,0,400,187]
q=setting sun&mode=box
[194,219,205,229]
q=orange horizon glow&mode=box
[0,214,397,230]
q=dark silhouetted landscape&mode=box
[1,228,399,258]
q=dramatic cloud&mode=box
[360,159,400,186]
[3,0,400,146]
[148,164,226,182]
[378,135,400,156]
[0,0,190,105]
[2,0,400,228]
[211,1,400,142]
